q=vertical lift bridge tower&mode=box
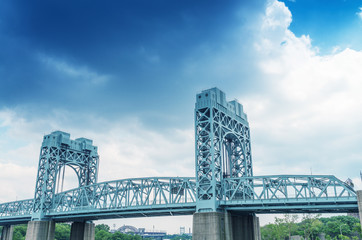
[193,88,259,240]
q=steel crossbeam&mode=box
[0,174,357,225]
[222,175,357,213]
[51,177,196,213]
[0,199,33,217]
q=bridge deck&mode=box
[0,175,358,225]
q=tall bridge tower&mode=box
[194,88,259,240]
[195,88,252,212]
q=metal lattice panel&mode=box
[222,175,357,213]
[195,88,252,211]
[48,177,196,220]
[32,131,99,220]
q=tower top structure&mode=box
[196,88,247,122]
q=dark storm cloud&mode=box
[0,0,265,118]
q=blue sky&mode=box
[1,0,362,233]
[281,0,362,52]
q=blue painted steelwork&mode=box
[0,199,33,224]
[32,131,99,220]
[195,88,252,212]
[49,177,197,221]
[0,88,359,226]
[222,175,357,213]
[0,174,357,225]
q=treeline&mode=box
[164,234,192,240]
[0,224,142,240]
[261,214,362,240]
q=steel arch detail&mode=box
[32,131,99,220]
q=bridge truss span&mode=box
[49,177,197,221]
[222,175,357,213]
[0,199,33,224]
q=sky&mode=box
[1,0,362,234]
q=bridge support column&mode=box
[70,222,95,240]
[357,190,362,231]
[192,212,260,240]
[1,225,14,240]
[25,221,55,240]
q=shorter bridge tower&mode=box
[32,131,99,220]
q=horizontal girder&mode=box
[0,175,358,225]
[222,175,357,213]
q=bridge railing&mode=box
[51,177,197,213]
[223,175,356,202]
[0,199,33,217]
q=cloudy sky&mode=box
[1,0,362,234]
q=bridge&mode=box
[0,88,361,240]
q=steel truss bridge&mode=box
[0,88,358,226]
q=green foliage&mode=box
[164,234,192,240]
[93,226,143,240]
[55,223,70,240]
[261,214,362,240]
[13,224,27,240]
[261,223,278,240]
[274,216,288,240]
[299,214,322,240]
[283,214,299,239]
[95,229,112,240]
[96,224,111,233]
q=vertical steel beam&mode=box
[195,88,252,212]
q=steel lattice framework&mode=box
[32,131,99,220]
[195,88,252,211]
[222,175,357,213]
[0,175,357,225]
[0,88,359,226]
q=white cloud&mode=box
[357,7,362,20]
[241,1,362,188]
[0,108,194,203]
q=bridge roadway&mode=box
[0,175,358,226]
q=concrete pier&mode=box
[193,212,260,240]
[70,222,95,240]
[1,225,14,240]
[357,190,362,231]
[25,221,55,240]
[230,214,260,240]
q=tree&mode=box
[352,222,361,239]
[261,223,277,240]
[300,214,322,240]
[96,224,111,233]
[284,214,299,240]
[95,229,112,240]
[13,225,27,240]
[55,223,70,240]
[274,216,288,240]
